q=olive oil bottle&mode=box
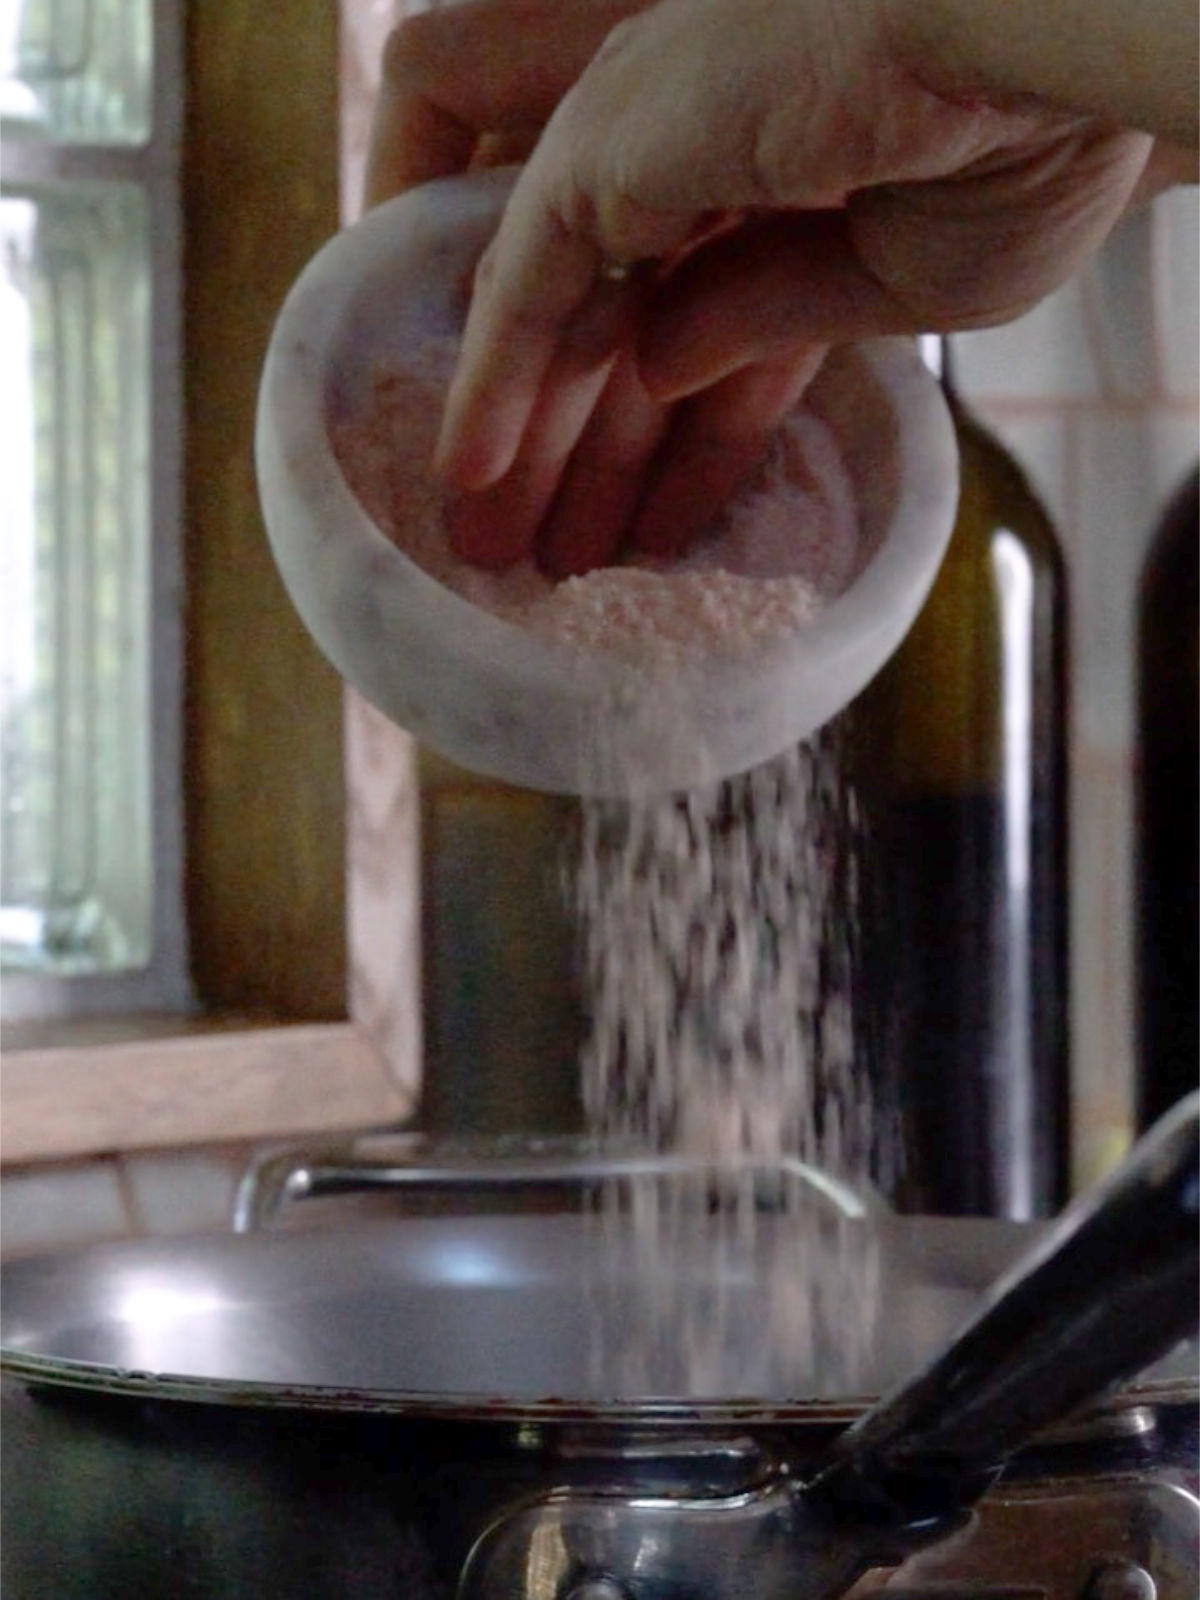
[845,340,1070,1218]
[1135,465,1199,1132]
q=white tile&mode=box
[118,1149,245,1236]
[1,1160,130,1259]
[1084,209,1157,402]
[954,277,1102,403]
[1154,186,1200,402]
[1147,412,1200,501]
[970,408,1072,536]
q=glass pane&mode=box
[0,0,153,144]
[1,183,153,973]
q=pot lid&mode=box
[2,1209,1194,1421]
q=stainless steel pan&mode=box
[2,1097,1196,1599]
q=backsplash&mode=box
[1,1145,254,1260]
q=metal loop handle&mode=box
[231,1131,874,1233]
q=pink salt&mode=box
[329,341,861,668]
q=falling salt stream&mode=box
[572,738,884,1399]
[334,346,889,1401]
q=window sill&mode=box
[1,1020,415,1166]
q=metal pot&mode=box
[3,1101,1197,1600]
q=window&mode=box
[2,1,416,1163]
[1,0,187,1018]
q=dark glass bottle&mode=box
[1135,465,1199,1132]
[418,747,584,1139]
[844,340,1071,1218]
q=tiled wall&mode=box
[0,1141,412,1260]
[1,1145,254,1260]
[954,188,1199,1185]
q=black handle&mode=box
[813,1092,1199,1530]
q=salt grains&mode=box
[575,743,872,1173]
[332,344,882,1399]
[330,346,861,666]
[574,739,882,1398]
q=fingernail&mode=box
[433,406,521,493]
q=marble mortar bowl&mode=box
[256,170,959,797]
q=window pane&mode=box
[1,0,153,144]
[1,183,153,973]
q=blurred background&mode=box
[1,0,1196,1254]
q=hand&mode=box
[365,0,647,205]
[372,0,1153,574]
[366,0,831,575]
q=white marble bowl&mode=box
[256,170,958,796]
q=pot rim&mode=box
[4,1347,1194,1426]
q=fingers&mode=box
[436,205,647,491]
[630,350,825,559]
[434,126,702,489]
[365,0,682,571]
[365,17,475,207]
[538,352,671,577]
[446,266,649,564]
[638,211,912,401]
[447,331,625,567]
[451,345,820,576]
[364,0,649,206]
[416,0,828,509]
[640,126,1154,400]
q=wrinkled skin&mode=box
[367,0,1155,574]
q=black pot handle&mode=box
[812,1091,1199,1531]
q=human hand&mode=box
[364,0,647,207]
[421,0,1152,572]
[366,0,829,575]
